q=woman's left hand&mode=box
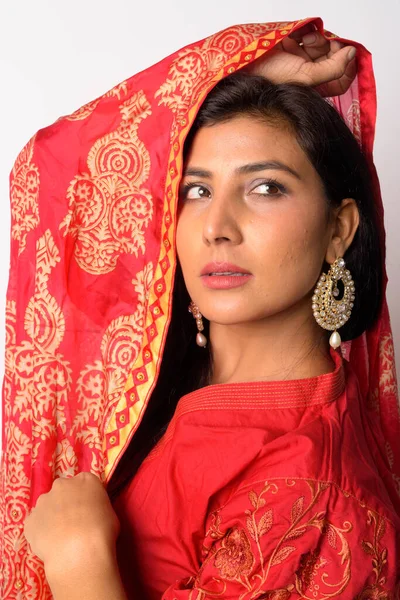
[23,472,120,577]
[246,24,357,97]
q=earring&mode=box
[312,257,355,350]
[188,301,207,347]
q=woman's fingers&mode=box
[288,23,316,42]
[316,54,357,96]
[327,39,345,57]
[300,45,357,87]
[301,31,338,60]
[280,36,309,60]
[244,27,357,96]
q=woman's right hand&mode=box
[245,26,357,97]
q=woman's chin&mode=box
[201,309,270,327]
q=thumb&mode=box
[302,46,356,86]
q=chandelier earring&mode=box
[188,301,207,347]
[312,257,355,350]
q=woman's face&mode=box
[176,115,334,326]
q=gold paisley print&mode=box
[71,263,153,457]
[65,81,129,121]
[60,91,153,274]
[10,135,40,256]
[155,23,293,129]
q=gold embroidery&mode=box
[11,231,71,462]
[356,512,391,599]
[1,233,71,596]
[205,511,224,544]
[262,590,293,600]
[199,480,397,599]
[3,300,16,425]
[1,249,153,594]
[377,331,400,498]
[1,423,36,598]
[65,81,129,121]
[70,263,152,451]
[199,480,354,599]
[10,134,40,255]
[214,529,254,580]
[54,439,79,477]
[379,333,398,398]
[155,24,283,130]
[60,91,153,274]
[346,99,362,143]
[367,330,398,415]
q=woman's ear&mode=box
[325,198,360,264]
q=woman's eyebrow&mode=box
[237,161,301,179]
[183,161,301,180]
[183,167,212,178]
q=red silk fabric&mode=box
[0,17,399,599]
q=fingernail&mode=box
[347,47,357,60]
[302,33,316,44]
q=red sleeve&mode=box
[161,478,399,599]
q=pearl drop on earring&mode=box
[188,301,207,348]
[312,257,355,351]
[196,332,208,347]
[329,331,342,349]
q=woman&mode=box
[2,17,399,600]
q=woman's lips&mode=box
[200,273,253,289]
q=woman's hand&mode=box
[246,25,357,97]
[23,472,120,577]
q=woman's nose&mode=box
[202,194,243,246]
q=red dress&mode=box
[2,17,400,600]
[113,350,400,599]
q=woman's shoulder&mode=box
[200,476,400,598]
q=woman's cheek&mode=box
[254,220,322,301]
[176,229,202,295]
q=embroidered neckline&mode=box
[176,349,345,413]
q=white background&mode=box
[1,0,399,440]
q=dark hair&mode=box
[107,73,383,500]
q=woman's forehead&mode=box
[184,116,313,178]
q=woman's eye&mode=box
[181,184,211,201]
[251,182,284,196]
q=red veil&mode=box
[0,17,399,599]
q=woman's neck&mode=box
[209,306,334,385]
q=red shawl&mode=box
[1,17,399,599]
